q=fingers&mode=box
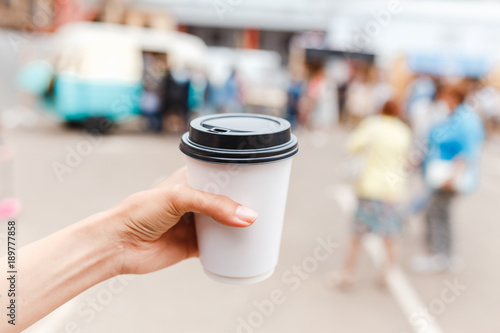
[168,184,258,228]
[151,167,258,228]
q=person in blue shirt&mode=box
[413,83,485,273]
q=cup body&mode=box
[185,156,293,284]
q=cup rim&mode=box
[180,114,299,164]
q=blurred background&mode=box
[1,0,500,332]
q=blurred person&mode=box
[343,64,379,127]
[404,74,437,119]
[0,167,257,333]
[299,63,338,130]
[387,55,414,106]
[406,82,448,215]
[285,74,304,128]
[408,80,448,145]
[222,68,243,113]
[205,79,223,114]
[338,100,411,288]
[371,66,394,113]
[206,68,243,114]
[159,67,191,133]
[297,62,319,128]
[140,52,167,133]
[412,83,485,273]
[326,59,351,125]
[337,78,350,125]
[312,66,339,130]
[188,70,209,117]
[468,82,500,138]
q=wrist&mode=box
[76,209,125,279]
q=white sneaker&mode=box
[410,254,450,274]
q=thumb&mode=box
[167,184,258,228]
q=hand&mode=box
[441,178,455,192]
[3,167,259,333]
[106,167,258,275]
[441,159,466,192]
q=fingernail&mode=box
[235,206,258,224]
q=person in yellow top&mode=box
[339,100,412,288]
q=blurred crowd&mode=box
[139,51,243,133]
[282,58,492,286]
[285,59,500,136]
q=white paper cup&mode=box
[180,114,298,284]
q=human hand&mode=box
[105,167,258,275]
[441,178,455,192]
[441,159,466,192]
[5,167,258,333]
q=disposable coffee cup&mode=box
[180,113,298,284]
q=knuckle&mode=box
[160,188,176,206]
[163,184,189,213]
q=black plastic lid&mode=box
[180,114,299,164]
